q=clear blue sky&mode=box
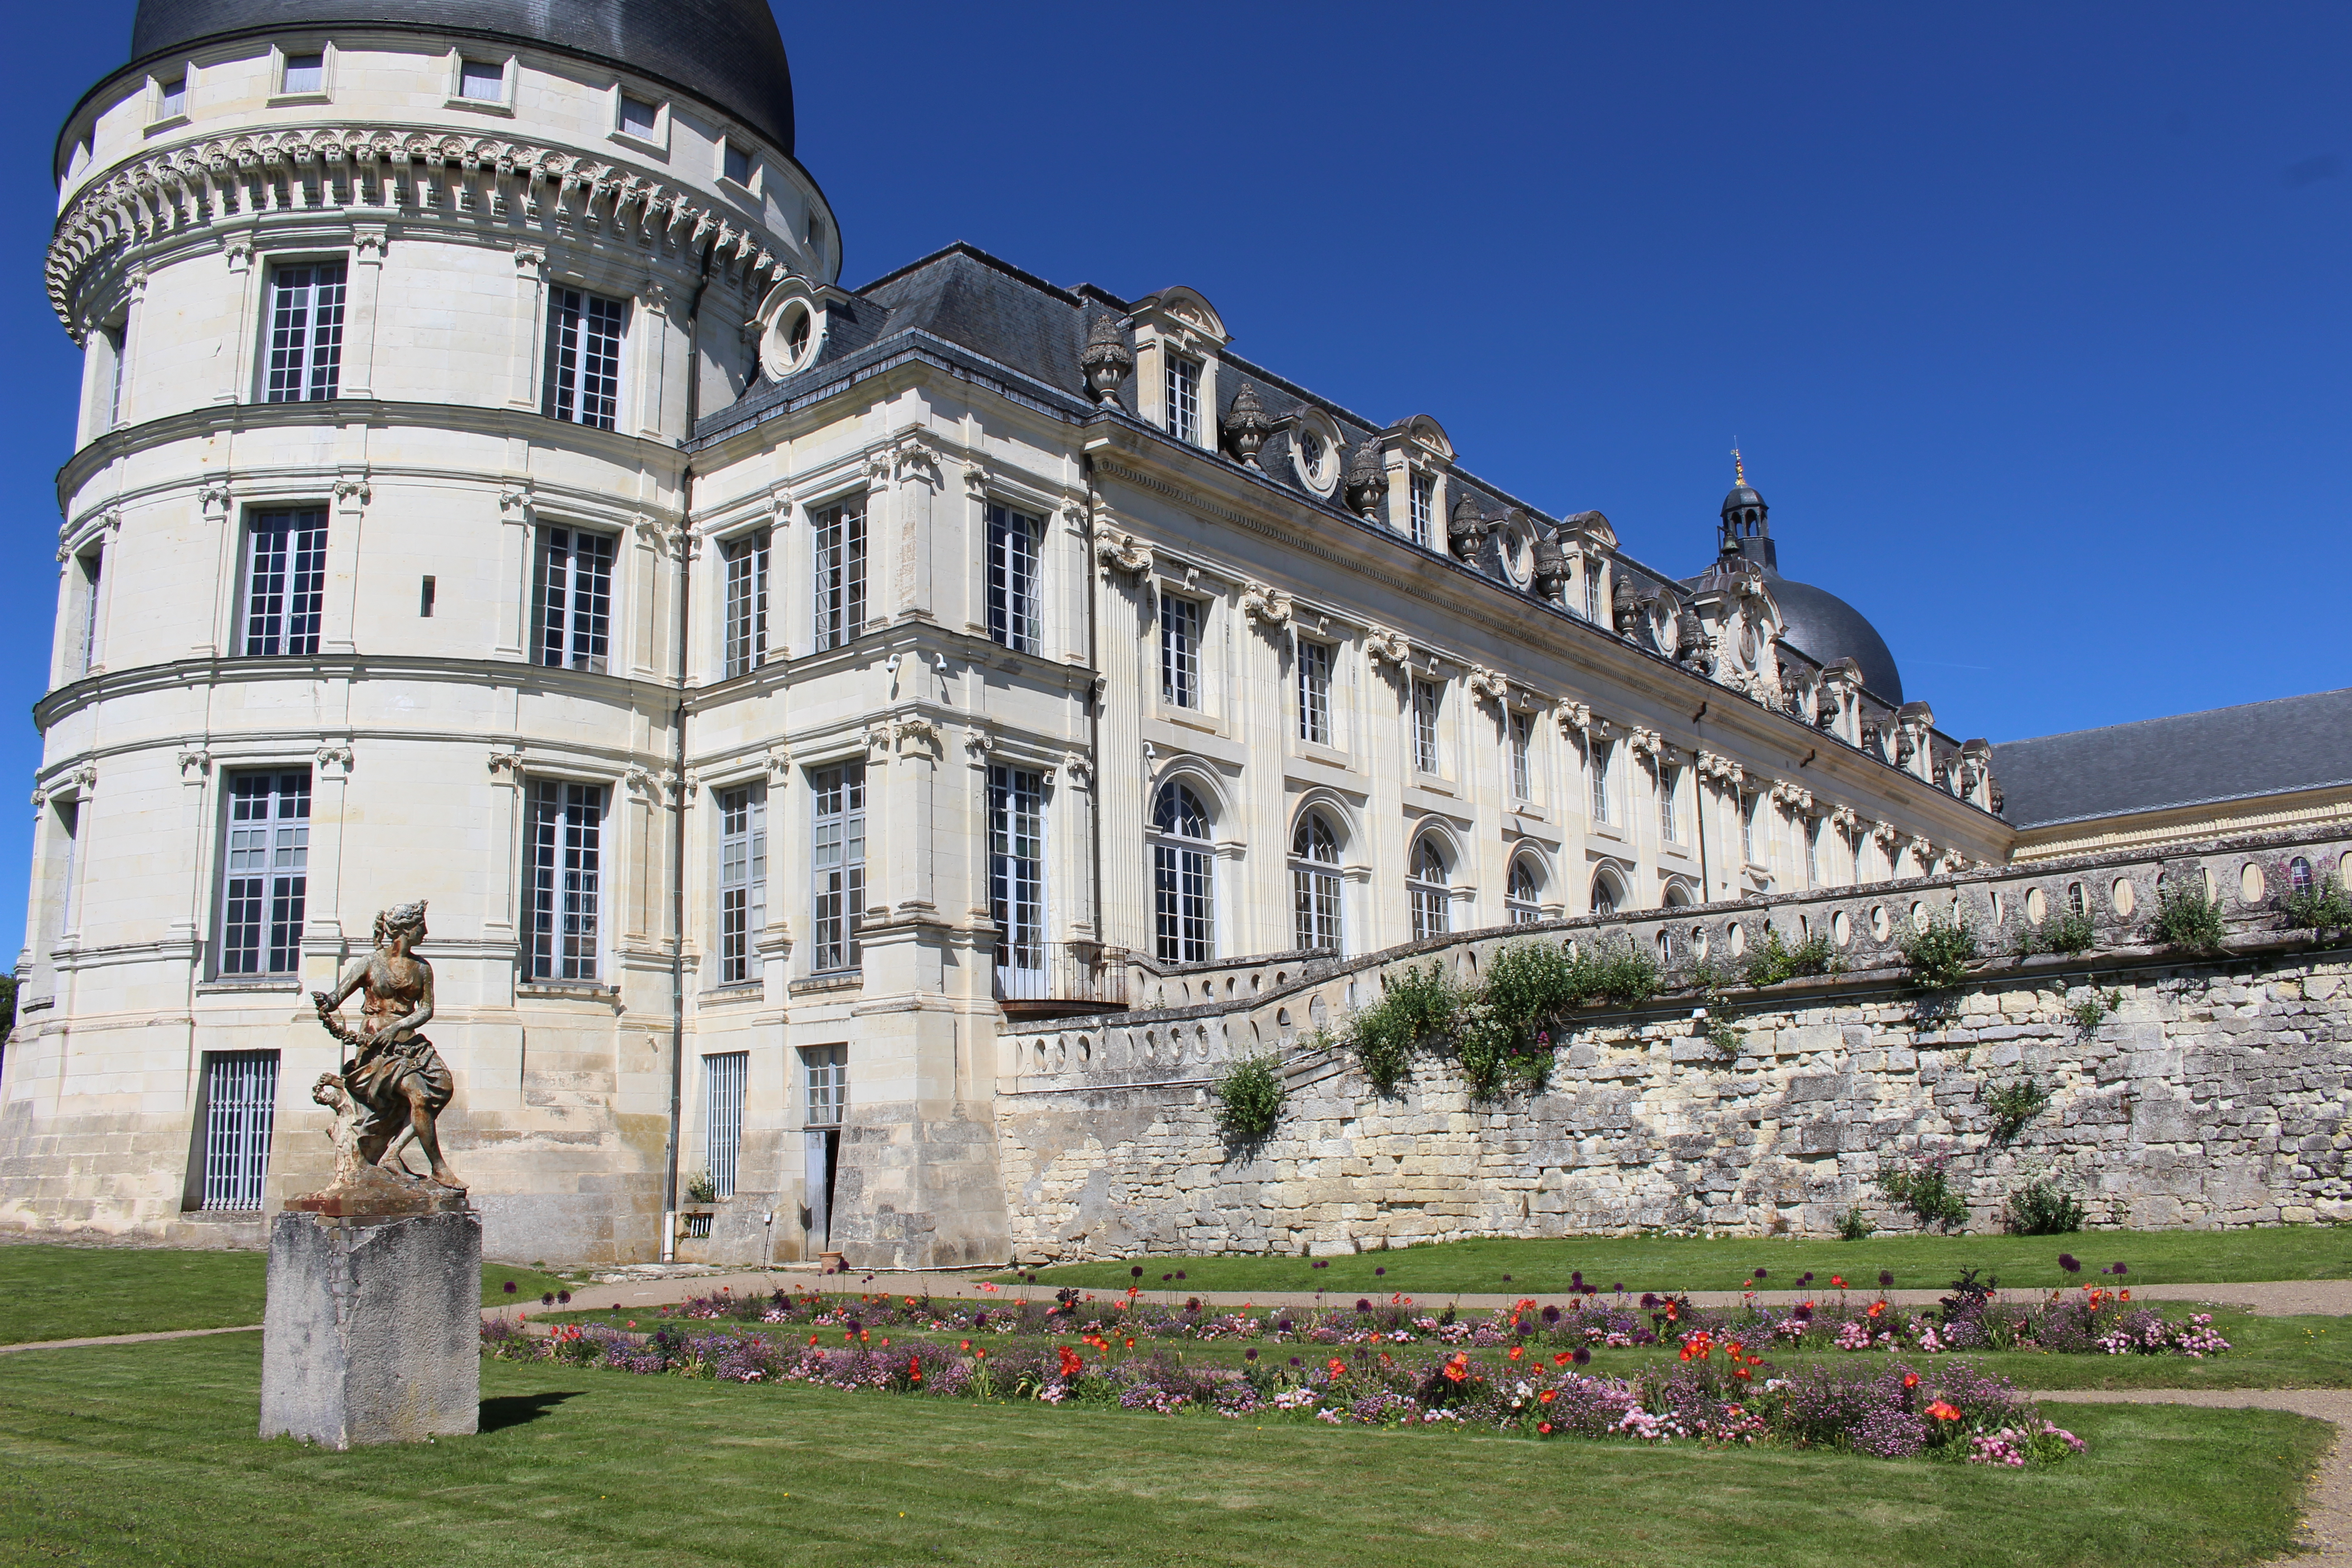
[1,3,2345,958]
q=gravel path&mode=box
[0,1324,261,1354]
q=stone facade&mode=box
[995,829,2352,1258]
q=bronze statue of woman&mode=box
[311,900,461,1189]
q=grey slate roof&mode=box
[1994,689,2352,830]
[113,0,796,154]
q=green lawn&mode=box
[1005,1227,2352,1296]
[0,1244,576,1344]
[0,1333,2328,1567]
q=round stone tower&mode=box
[9,0,829,1258]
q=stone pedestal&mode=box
[260,1208,481,1448]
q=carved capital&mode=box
[1060,750,1093,791]
[1094,527,1154,582]
[176,748,211,779]
[1464,663,1510,705]
[487,747,526,776]
[1362,625,1412,671]
[314,744,355,777]
[332,475,370,510]
[1239,581,1293,630]
[497,482,535,523]
[1553,699,1592,736]
[512,244,548,274]
[198,481,233,519]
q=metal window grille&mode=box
[220,770,309,975]
[1590,741,1612,825]
[1412,680,1441,774]
[1410,476,1433,548]
[1296,641,1331,745]
[1290,814,1341,952]
[723,529,769,676]
[803,1044,846,1127]
[718,784,766,985]
[534,525,615,672]
[1159,595,1200,708]
[542,287,625,430]
[1166,355,1200,443]
[1511,712,1533,801]
[1408,840,1450,941]
[200,1050,279,1210]
[78,549,102,675]
[703,1051,748,1199]
[813,500,867,651]
[985,505,1041,654]
[524,779,604,980]
[1658,764,1679,843]
[264,262,345,402]
[1507,862,1542,924]
[811,764,865,972]
[1152,783,1212,963]
[242,510,327,656]
[990,767,1046,988]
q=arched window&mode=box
[1591,870,1621,917]
[2291,856,2314,894]
[1151,782,1212,963]
[1663,881,1693,908]
[1290,813,1342,952]
[1408,837,1450,941]
[1506,858,1542,925]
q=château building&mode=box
[9,0,2327,1268]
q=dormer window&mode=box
[1165,355,1201,444]
[281,52,324,95]
[1297,426,1323,478]
[157,76,187,118]
[1409,474,1434,548]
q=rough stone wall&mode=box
[995,949,2352,1261]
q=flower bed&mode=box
[483,1316,2083,1466]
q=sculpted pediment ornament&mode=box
[1464,664,1510,704]
[1625,727,1663,761]
[1095,528,1154,582]
[1362,625,1412,670]
[1238,581,1294,629]
[1553,699,1592,736]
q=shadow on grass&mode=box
[478,1390,584,1433]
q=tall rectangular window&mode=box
[200,1051,278,1211]
[1411,679,1441,775]
[75,548,103,676]
[220,769,309,976]
[1805,819,1822,883]
[534,525,615,672]
[1741,795,1759,864]
[50,800,79,954]
[989,766,1046,990]
[263,262,345,403]
[812,498,866,652]
[1165,355,1200,443]
[1583,564,1602,623]
[524,779,604,981]
[985,505,1042,654]
[1659,764,1681,843]
[1509,711,1533,801]
[702,1052,748,1199]
[717,784,766,986]
[722,529,769,677]
[1591,741,1613,825]
[1409,475,1433,548]
[542,286,625,430]
[803,1044,846,1126]
[1160,594,1200,709]
[1296,640,1332,746]
[100,322,126,431]
[241,510,327,657]
[811,764,865,973]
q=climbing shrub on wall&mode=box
[1213,1054,1288,1142]
[1457,942,1588,1096]
[2152,883,2228,953]
[1350,964,1463,1096]
[1898,915,1979,991]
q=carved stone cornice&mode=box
[1464,664,1510,705]
[1553,698,1592,736]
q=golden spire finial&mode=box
[1732,445,1745,485]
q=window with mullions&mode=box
[985,504,1042,654]
[1583,564,1603,623]
[1409,475,1433,548]
[241,510,327,657]
[534,525,615,672]
[812,498,866,652]
[1805,820,1822,883]
[717,784,766,985]
[263,262,346,402]
[1411,679,1441,775]
[1290,813,1341,953]
[1507,860,1543,924]
[722,529,769,677]
[74,547,103,676]
[542,286,625,430]
[989,766,1046,989]
[1160,593,1201,709]
[811,764,865,973]
[1658,763,1681,843]
[219,769,309,976]
[1509,711,1534,801]
[1741,795,1759,864]
[1296,641,1332,746]
[1151,782,1213,963]
[1408,838,1450,941]
[702,1051,748,1199]
[1166,355,1201,443]
[524,779,604,981]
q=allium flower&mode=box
[503,1281,517,1294]
[1878,1271,1895,1289]
[1753,1268,1768,1280]
[1245,1349,1259,1361]
[1132,1266,1143,1278]
[2059,1254,2081,1273]
[1573,1348,1591,1365]
[542,1293,555,1306]
[1376,1267,1385,1276]
[557,1291,571,1305]
[1640,1294,1661,1309]
[1356,1299,1373,1312]
[1542,1306,1561,1325]
[2111,1263,2129,1275]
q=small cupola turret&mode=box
[1717,449,1777,571]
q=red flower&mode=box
[1508,1345,1525,1362]
[1926,1401,1963,1421]
[1328,1357,1348,1380]
[1831,1276,1846,1289]
[1553,1352,1572,1367]
[1537,1421,1554,1435]
[1057,1346,1084,1378]
[1538,1389,1557,1405]
[1867,1301,1885,1319]
[1902,1372,1919,1389]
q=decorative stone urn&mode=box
[1079,314,1132,407]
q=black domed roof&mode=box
[1720,482,1764,517]
[1770,576,1904,705]
[126,0,795,152]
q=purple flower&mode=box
[1356,1299,1373,1312]
[1753,1268,1768,1280]
[2111,1263,2129,1275]
[1245,1349,1258,1361]
[1375,1267,1386,1277]
[557,1290,571,1305]
[1502,1275,1513,1283]
[1289,1357,1302,1367]
[1177,1271,1187,1281]
[1572,1348,1591,1365]
[1641,1294,1661,1309]
[1542,1305,1561,1325]
[503,1281,517,1294]
[542,1292,555,1306]
[1612,1282,1625,1294]
[1878,1271,1895,1289]
[1276,1318,1293,1332]
[1132,1266,1143,1278]
[973,1310,989,1328]
[2058,1254,2081,1273]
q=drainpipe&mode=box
[1690,701,1711,902]
[661,236,719,1262]
[1083,455,1104,991]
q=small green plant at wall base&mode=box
[2282,873,2352,932]
[2068,988,2123,1038]
[2005,1178,2087,1235]
[1835,1205,1876,1240]
[1213,1054,1287,1140]
[1704,1016,1744,1065]
[684,1170,718,1203]
[2014,908,2096,956]
[1897,913,1979,991]
[1741,926,1839,988]
[2153,881,2228,953]
[1877,1158,1970,1231]
[1983,1077,2055,1144]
